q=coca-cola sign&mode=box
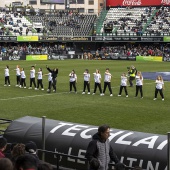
[107,0,170,6]
[122,0,141,6]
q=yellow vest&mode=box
[130,69,135,77]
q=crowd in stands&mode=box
[101,5,170,36]
[0,8,95,36]
[0,5,170,37]
[0,43,170,60]
[0,136,53,170]
[0,11,33,36]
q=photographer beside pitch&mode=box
[127,65,137,87]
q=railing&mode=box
[37,148,135,170]
[0,118,12,134]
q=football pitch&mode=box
[0,59,170,135]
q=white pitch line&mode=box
[0,82,157,101]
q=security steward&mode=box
[128,65,137,87]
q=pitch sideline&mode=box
[0,82,157,101]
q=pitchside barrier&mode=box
[1,116,169,170]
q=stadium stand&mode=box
[95,6,170,36]
[28,12,96,36]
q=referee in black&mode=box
[46,65,58,92]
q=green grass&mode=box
[0,60,170,135]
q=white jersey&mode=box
[104,73,111,82]
[16,68,21,76]
[69,73,77,82]
[120,76,127,86]
[94,73,101,83]
[84,73,90,81]
[37,71,43,80]
[136,75,143,86]
[48,73,52,82]
[4,68,9,77]
[30,69,35,78]
[21,70,26,79]
[156,80,164,89]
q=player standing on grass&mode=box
[153,75,165,101]
[19,68,26,88]
[118,73,128,97]
[82,69,90,94]
[69,70,77,93]
[46,66,58,93]
[4,65,10,87]
[135,71,143,98]
[14,65,21,87]
[28,66,37,90]
[102,68,113,96]
[37,68,44,91]
[92,69,103,96]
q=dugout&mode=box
[3,116,168,170]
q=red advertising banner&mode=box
[107,0,170,7]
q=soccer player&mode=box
[4,65,10,86]
[153,75,165,101]
[28,66,37,90]
[92,69,102,96]
[118,73,128,97]
[82,69,90,94]
[69,70,77,93]
[102,68,113,96]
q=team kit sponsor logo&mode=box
[4,116,167,170]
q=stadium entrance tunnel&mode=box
[3,116,167,170]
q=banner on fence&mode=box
[136,56,163,62]
[26,55,48,60]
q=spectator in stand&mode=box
[0,158,13,170]
[0,136,7,158]
[115,162,126,170]
[38,161,53,170]
[25,141,39,161]
[85,125,120,170]
[11,143,25,165]
[15,154,38,170]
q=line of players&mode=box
[4,65,165,100]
